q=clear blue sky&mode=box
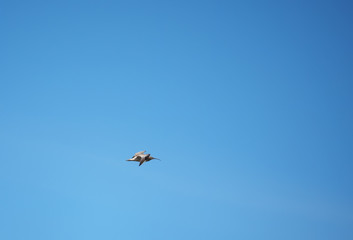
[1,0,352,239]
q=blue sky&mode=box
[0,0,352,239]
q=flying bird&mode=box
[126,151,160,166]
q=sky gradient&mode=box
[1,0,352,239]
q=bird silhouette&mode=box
[126,151,160,166]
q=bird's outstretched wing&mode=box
[134,150,146,156]
[126,156,142,162]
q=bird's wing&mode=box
[134,150,146,156]
[126,156,142,162]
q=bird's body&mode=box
[126,151,160,166]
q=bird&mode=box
[126,151,160,166]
